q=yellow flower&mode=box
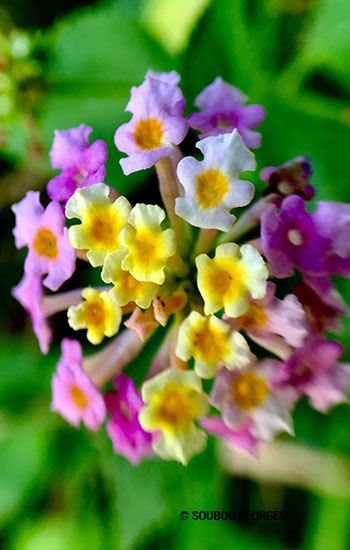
[102,249,159,309]
[67,288,122,345]
[176,312,251,379]
[139,368,209,464]
[196,243,268,318]
[65,183,131,267]
[119,203,176,284]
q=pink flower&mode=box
[114,70,188,175]
[48,124,107,203]
[199,416,259,456]
[229,281,307,347]
[272,333,349,412]
[12,191,76,291]
[51,339,106,430]
[210,361,296,441]
[12,274,52,354]
[104,374,154,465]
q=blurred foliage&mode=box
[0,0,350,549]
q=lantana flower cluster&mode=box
[12,70,350,465]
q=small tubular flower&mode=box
[68,288,122,345]
[66,182,131,267]
[210,361,296,441]
[51,339,106,430]
[196,243,268,317]
[102,249,159,309]
[12,192,76,291]
[114,70,188,175]
[139,368,209,464]
[188,77,265,148]
[175,130,256,231]
[176,311,251,379]
[104,374,153,465]
[119,203,176,284]
[12,274,52,354]
[261,156,314,202]
[124,307,158,342]
[48,124,107,203]
[198,417,259,456]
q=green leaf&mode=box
[40,2,173,193]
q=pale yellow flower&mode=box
[176,311,251,379]
[196,243,268,318]
[139,368,209,464]
[119,203,176,284]
[66,182,131,267]
[67,288,122,345]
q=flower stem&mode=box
[156,156,190,256]
[193,228,218,259]
[84,329,144,387]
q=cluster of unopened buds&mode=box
[12,70,350,465]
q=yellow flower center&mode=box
[232,372,269,410]
[239,303,267,328]
[132,230,159,270]
[196,169,229,208]
[70,385,88,409]
[85,298,106,328]
[134,118,164,150]
[152,383,195,433]
[192,322,229,364]
[206,258,244,302]
[33,228,58,259]
[87,206,121,251]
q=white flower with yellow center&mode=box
[196,243,268,318]
[176,312,251,379]
[101,249,159,309]
[66,182,131,267]
[175,130,256,231]
[67,288,122,345]
[119,203,176,284]
[139,368,209,464]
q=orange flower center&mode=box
[239,303,267,329]
[133,118,164,150]
[70,384,88,409]
[85,299,106,327]
[232,372,269,410]
[33,227,58,259]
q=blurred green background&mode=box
[0,0,349,549]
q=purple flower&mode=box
[314,201,350,277]
[47,124,107,203]
[293,282,345,334]
[210,361,296,441]
[51,339,106,430]
[12,274,52,354]
[12,191,76,291]
[104,374,153,465]
[188,77,265,148]
[198,416,259,456]
[114,70,188,175]
[261,156,314,202]
[272,334,348,412]
[260,195,330,278]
